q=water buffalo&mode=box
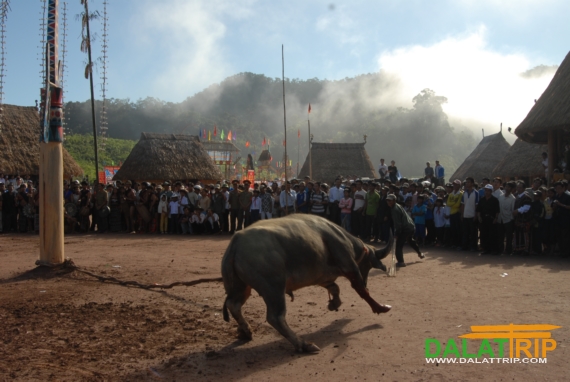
[221,214,393,353]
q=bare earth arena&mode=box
[0,231,568,381]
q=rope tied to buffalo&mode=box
[52,258,223,290]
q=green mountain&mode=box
[63,72,477,179]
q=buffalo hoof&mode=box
[300,342,321,353]
[237,328,253,341]
[372,304,391,314]
[327,298,342,311]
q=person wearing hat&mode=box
[188,185,200,210]
[211,185,226,227]
[169,194,181,234]
[447,179,463,249]
[477,184,500,255]
[386,193,425,267]
[512,186,534,255]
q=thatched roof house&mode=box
[0,104,82,177]
[515,51,570,144]
[113,133,222,182]
[491,139,548,181]
[298,142,375,182]
[449,131,511,182]
[258,149,271,162]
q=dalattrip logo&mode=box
[425,324,561,364]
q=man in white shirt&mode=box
[497,181,516,254]
[250,189,261,223]
[461,177,479,251]
[352,180,367,237]
[328,178,343,225]
[492,177,504,198]
[279,181,296,215]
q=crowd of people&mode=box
[1,163,569,265]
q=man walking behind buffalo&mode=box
[386,194,425,267]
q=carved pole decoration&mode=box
[38,0,64,266]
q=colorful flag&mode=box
[262,137,266,146]
[298,129,300,138]
[228,131,232,141]
[246,141,250,147]
[202,128,206,139]
[308,103,311,114]
[232,131,236,141]
[214,125,217,136]
[283,140,285,146]
[221,129,225,140]
[208,130,211,141]
[289,160,292,166]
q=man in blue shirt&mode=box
[434,160,445,186]
[295,184,309,213]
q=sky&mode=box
[2,0,569,137]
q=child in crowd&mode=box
[180,207,193,234]
[191,208,205,234]
[205,208,220,234]
[169,195,180,234]
[339,188,353,232]
[412,194,427,245]
[250,189,261,224]
[433,198,446,246]
[158,194,168,234]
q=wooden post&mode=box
[39,143,64,265]
[548,129,555,185]
[38,0,64,266]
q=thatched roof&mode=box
[0,104,83,177]
[515,51,570,144]
[449,131,511,182]
[201,141,240,153]
[491,139,547,180]
[113,133,222,181]
[298,142,375,182]
[258,149,272,162]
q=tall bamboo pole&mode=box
[39,0,64,266]
[308,117,312,180]
[82,0,99,186]
[281,44,288,214]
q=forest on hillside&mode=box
[63,72,478,178]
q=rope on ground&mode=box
[61,258,223,290]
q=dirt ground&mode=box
[0,232,569,382]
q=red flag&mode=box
[262,137,266,146]
[202,128,206,139]
[214,125,217,136]
[308,103,311,114]
[298,129,300,138]
[246,141,250,147]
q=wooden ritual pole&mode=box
[281,44,288,215]
[39,0,64,265]
[308,104,312,180]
